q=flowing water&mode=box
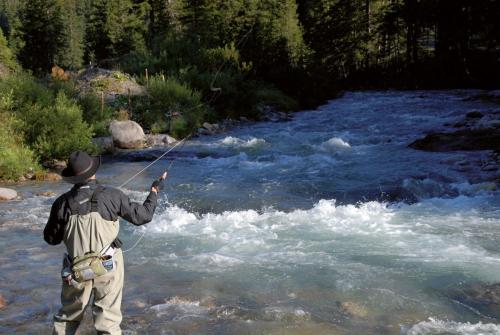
[1,91,499,334]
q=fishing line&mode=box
[120,135,190,253]
[118,135,191,189]
[123,24,255,253]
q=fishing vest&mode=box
[63,186,120,260]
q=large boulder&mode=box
[109,120,146,149]
[0,187,17,201]
[75,67,147,103]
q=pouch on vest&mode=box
[71,251,108,282]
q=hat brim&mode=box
[61,156,101,184]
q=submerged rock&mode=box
[338,301,369,318]
[447,282,500,319]
[0,188,17,201]
[109,120,146,149]
[0,294,6,309]
[409,129,500,152]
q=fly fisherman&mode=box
[43,151,167,335]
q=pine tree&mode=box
[105,0,149,58]
[19,0,65,73]
[0,0,26,58]
[56,0,85,69]
[84,0,110,63]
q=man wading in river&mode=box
[43,151,166,335]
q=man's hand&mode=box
[151,171,168,193]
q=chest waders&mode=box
[63,186,121,283]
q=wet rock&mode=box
[200,122,220,135]
[262,306,311,322]
[36,172,62,182]
[0,188,17,201]
[109,120,146,149]
[447,282,500,319]
[0,294,6,309]
[409,129,500,152]
[36,191,56,197]
[92,136,115,154]
[42,160,67,170]
[338,301,368,318]
[146,134,178,146]
[466,111,484,119]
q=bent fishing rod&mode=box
[117,134,191,253]
[118,134,191,189]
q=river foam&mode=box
[407,318,500,335]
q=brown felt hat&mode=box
[61,151,101,184]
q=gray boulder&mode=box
[0,188,17,201]
[146,134,178,147]
[109,120,146,149]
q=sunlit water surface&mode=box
[1,91,499,334]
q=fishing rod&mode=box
[118,134,191,253]
[118,134,191,189]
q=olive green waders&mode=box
[53,212,123,335]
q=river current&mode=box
[1,91,499,334]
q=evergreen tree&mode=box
[57,0,85,69]
[105,0,150,57]
[0,0,25,58]
[84,0,110,63]
[19,0,65,73]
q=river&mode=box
[1,90,499,334]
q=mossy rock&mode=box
[75,68,146,104]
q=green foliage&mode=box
[142,75,208,137]
[56,0,85,69]
[0,28,19,72]
[32,92,95,160]
[0,0,25,57]
[0,73,96,161]
[19,0,65,73]
[85,0,150,62]
[0,91,39,180]
[78,93,114,136]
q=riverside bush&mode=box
[144,76,209,137]
[0,29,20,73]
[0,92,38,180]
[0,73,96,161]
[32,92,95,160]
[78,93,114,136]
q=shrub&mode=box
[0,74,96,161]
[78,93,114,136]
[0,29,20,73]
[32,92,96,161]
[0,91,39,180]
[145,76,209,137]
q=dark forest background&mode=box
[0,0,499,180]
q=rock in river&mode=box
[409,129,500,152]
[0,187,17,201]
[109,120,146,149]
